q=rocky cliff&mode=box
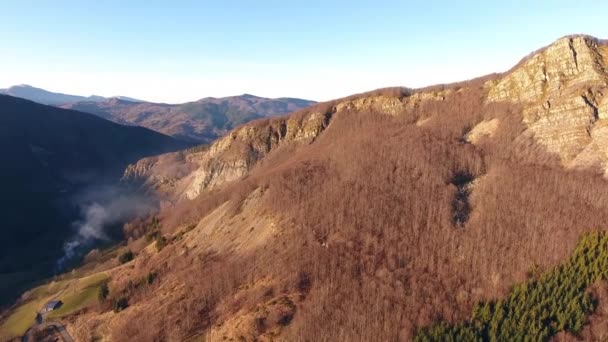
[125,35,608,200]
[485,35,608,168]
[122,87,461,199]
[124,106,333,199]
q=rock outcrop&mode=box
[126,35,608,200]
[124,108,334,199]
[486,35,608,169]
[123,88,458,199]
[466,119,500,144]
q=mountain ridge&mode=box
[125,35,608,201]
[0,84,145,105]
[105,34,608,340]
[5,34,608,341]
[61,94,316,143]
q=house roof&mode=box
[43,300,61,309]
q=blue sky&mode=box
[1,1,607,103]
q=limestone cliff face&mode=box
[124,108,333,199]
[485,35,608,168]
[125,35,608,200]
[123,89,457,199]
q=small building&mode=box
[41,300,62,313]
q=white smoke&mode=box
[56,185,156,269]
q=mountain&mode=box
[0,84,145,106]
[61,95,316,143]
[5,35,608,341]
[1,84,315,143]
[0,95,187,310]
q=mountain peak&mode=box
[0,85,145,105]
[482,33,608,170]
[488,34,608,104]
[106,97,130,105]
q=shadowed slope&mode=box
[0,95,187,307]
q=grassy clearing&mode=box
[0,271,109,340]
[0,298,44,339]
[47,285,99,319]
[27,279,71,299]
[78,273,109,289]
[48,273,108,319]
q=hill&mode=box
[0,95,187,309]
[0,84,144,106]
[5,35,608,341]
[61,95,316,143]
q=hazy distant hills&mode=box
[0,94,186,306]
[0,84,144,106]
[0,85,316,143]
[62,94,316,143]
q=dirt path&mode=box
[22,316,74,342]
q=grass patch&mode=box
[47,273,109,319]
[0,298,45,340]
[0,272,109,340]
[47,286,99,319]
[27,279,71,299]
[0,279,70,340]
[78,273,109,289]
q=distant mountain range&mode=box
[62,95,316,143]
[0,84,144,106]
[2,85,316,143]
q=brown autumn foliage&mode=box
[102,79,608,341]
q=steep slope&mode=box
[0,95,186,308]
[121,87,477,200]
[127,35,608,199]
[61,95,316,143]
[0,84,143,106]
[9,35,608,341]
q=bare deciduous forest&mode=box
[93,77,608,341]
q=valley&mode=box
[3,34,608,341]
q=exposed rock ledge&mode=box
[123,90,451,199]
[125,35,608,200]
[485,35,608,169]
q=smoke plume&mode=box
[56,184,156,270]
